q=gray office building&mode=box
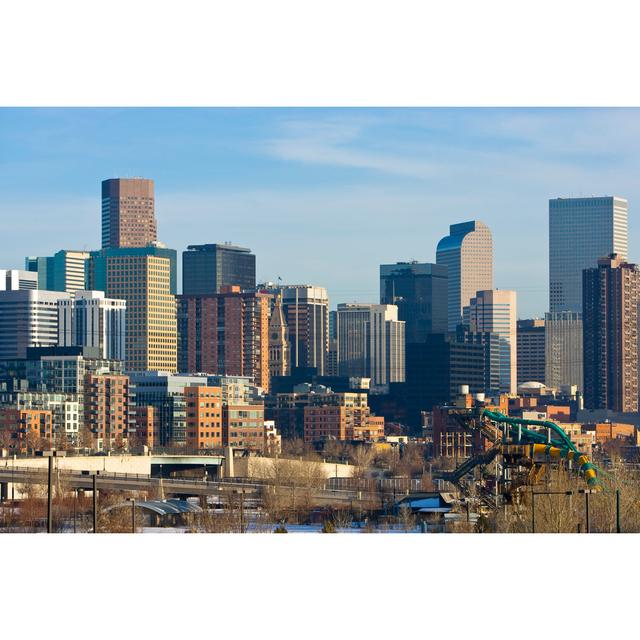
[379,262,448,342]
[549,196,628,313]
[182,243,256,295]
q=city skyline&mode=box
[2,108,640,317]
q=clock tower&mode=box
[269,294,290,379]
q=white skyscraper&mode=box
[436,220,493,332]
[464,289,517,394]
[0,289,71,358]
[58,290,126,360]
[336,303,405,387]
[549,196,628,313]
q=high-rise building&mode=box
[182,243,256,295]
[177,286,271,390]
[268,294,290,380]
[583,254,640,412]
[404,334,485,430]
[436,220,493,332]
[89,246,177,373]
[464,289,517,394]
[379,262,447,341]
[0,289,71,359]
[517,319,546,385]
[84,373,130,451]
[58,290,126,360]
[101,178,157,249]
[185,385,223,450]
[262,285,329,375]
[549,196,628,313]
[545,311,583,390]
[25,250,90,294]
[335,303,405,387]
[0,269,38,291]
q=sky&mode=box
[1,106,639,317]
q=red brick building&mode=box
[177,286,271,391]
[84,373,129,451]
[0,408,53,453]
[185,385,223,450]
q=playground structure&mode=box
[433,407,598,507]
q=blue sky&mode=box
[1,107,639,317]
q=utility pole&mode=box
[616,489,621,533]
[531,488,536,533]
[239,490,245,533]
[73,489,77,534]
[130,498,136,533]
[92,473,98,533]
[44,450,66,534]
[585,490,590,534]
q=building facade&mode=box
[185,385,223,450]
[262,284,329,375]
[25,250,90,294]
[177,286,271,390]
[268,294,290,379]
[436,220,493,332]
[101,178,157,249]
[84,373,130,451]
[0,289,71,359]
[583,254,640,412]
[182,243,256,295]
[545,311,583,391]
[335,303,405,387]
[379,262,448,341]
[58,290,126,360]
[89,246,177,373]
[549,196,628,313]
[517,318,546,385]
[0,269,38,291]
[464,289,517,394]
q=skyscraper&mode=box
[177,286,271,390]
[25,250,90,294]
[379,261,447,341]
[0,289,71,359]
[545,311,583,391]
[583,254,640,412]
[436,220,493,332]
[517,319,546,385]
[101,178,157,249]
[58,290,126,360]
[182,243,256,295]
[335,303,405,387]
[464,289,517,394]
[0,269,38,291]
[89,246,177,373]
[549,196,628,313]
[264,285,329,375]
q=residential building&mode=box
[223,403,265,450]
[464,289,517,394]
[89,245,177,373]
[379,261,448,340]
[436,220,493,332]
[177,286,271,390]
[182,243,256,295]
[58,290,126,360]
[185,385,223,450]
[583,254,640,412]
[517,318,546,385]
[0,407,52,453]
[101,178,157,249]
[0,289,71,359]
[549,196,628,313]
[545,311,583,390]
[335,303,405,387]
[25,250,90,293]
[84,373,130,451]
